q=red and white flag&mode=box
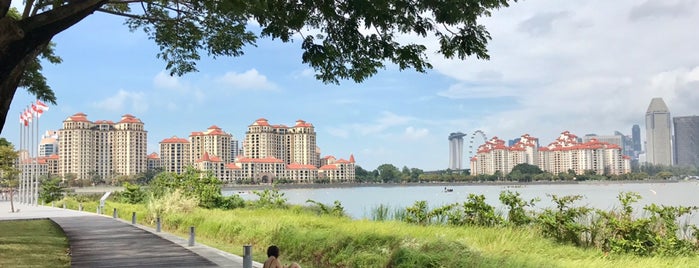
[24,109,33,125]
[35,100,49,112]
[32,103,42,118]
[20,112,25,125]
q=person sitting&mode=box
[263,245,283,268]
[263,245,301,268]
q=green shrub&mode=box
[306,200,346,217]
[252,189,288,208]
[537,194,592,246]
[499,190,539,226]
[120,182,146,204]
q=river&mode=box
[224,181,699,222]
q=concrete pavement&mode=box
[0,201,263,268]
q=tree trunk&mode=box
[0,0,108,134]
[10,187,15,212]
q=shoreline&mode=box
[221,179,682,191]
[66,179,687,194]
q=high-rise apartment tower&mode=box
[645,98,673,166]
[673,116,699,167]
[58,113,147,181]
[244,118,318,166]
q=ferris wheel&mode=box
[468,130,488,157]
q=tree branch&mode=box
[0,0,10,18]
[23,0,35,18]
[96,8,170,22]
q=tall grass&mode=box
[92,201,699,268]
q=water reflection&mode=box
[225,181,699,224]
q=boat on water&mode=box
[444,187,454,192]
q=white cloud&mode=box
[424,0,699,145]
[92,90,148,113]
[402,127,429,140]
[437,83,516,99]
[153,71,188,92]
[217,69,277,90]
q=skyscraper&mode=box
[448,132,466,170]
[39,130,59,157]
[645,98,672,166]
[58,113,147,181]
[632,124,641,152]
[673,116,699,167]
[244,118,318,166]
[159,136,191,174]
[189,125,233,163]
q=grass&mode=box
[77,200,699,268]
[0,219,70,267]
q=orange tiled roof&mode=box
[197,152,222,162]
[294,120,313,128]
[236,156,284,163]
[287,163,318,170]
[225,163,241,170]
[147,152,160,159]
[319,164,338,170]
[118,114,142,124]
[47,154,59,160]
[253,118,270,126]
[161,136,189,143]
[67,112,89,122]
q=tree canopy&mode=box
[0,0,515,133]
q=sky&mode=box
[3,0,699,171]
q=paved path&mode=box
[1,201,263,268]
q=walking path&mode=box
[0,201,262,268]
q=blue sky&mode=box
[3,0,699,171]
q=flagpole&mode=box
[18,112,23,204]
[23,109,28,204]
[23,109,29,204]
[29,105,34,206]
[34,111,39,206]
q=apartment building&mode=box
[471,131,630,176]
[159,136,191,174]
[190,125,233,164]
[244,118,319,166]
[57,113,147,181]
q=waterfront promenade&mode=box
[0,201,262,268]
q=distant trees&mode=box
[377,164,400,183]
[0,140,19,212]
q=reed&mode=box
[97,202,699,268]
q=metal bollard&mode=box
[113,208,117,218]
[243,245,252,268]
[62,203,66,209]
[188,226,195,246]
[79,203,83,211]
[156,217,161,232]
[131,212,136,224]
[51,202,55,207]
[97,206,100,214]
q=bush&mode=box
[537,194,592,246]
[252,189,287,208]
[216,194,246,210]
[119,182,145,204]
[499,190,539,226]
[146,189,199,223]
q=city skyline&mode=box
[3,1,699,170]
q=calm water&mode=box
[225,181,699,222]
